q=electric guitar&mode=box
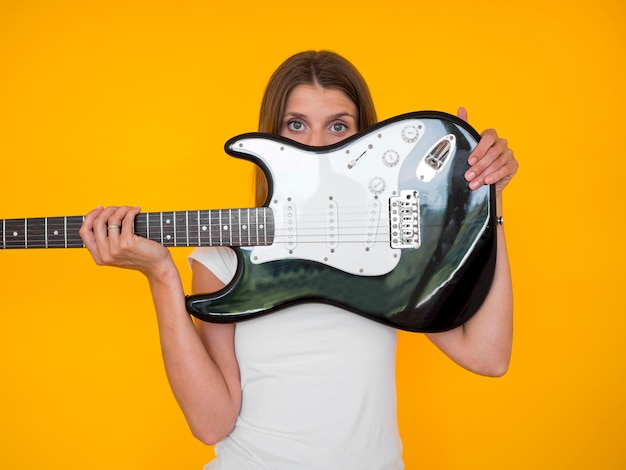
[1,111,496,332]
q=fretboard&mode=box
[0,208,274,249]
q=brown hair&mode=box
[254,50,378,204]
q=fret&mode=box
[64,217,84,247]
[47,217,68,248]
[252,209,260,244]
[4,218,26,248]
[160,212,173,246]
[197,211,206,246]
[264,208,270,245]
[227,209,233,246]
[259,208,266,246]
[238,210,243,245]
[175,211,189,247]
[238,210,244,246]
[254,209,260,246]
[210,211,219,246]
[243,209,251,247]
[198,210,211,246]
[219,210,225,245]
[173,212,178,246]
[218,211,223,246]
[213,210,220,246]
[240,209,247,247]
[265,208,271,245]
[195,210,201,246]
[228,210,234,245]
[230,209,240,247]
[1,209,273,249]
[186,210,199,246]
[228,209,235,246]
[27,217,45,248]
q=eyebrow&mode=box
[283,112,356,121]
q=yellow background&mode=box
[1,0,624,468]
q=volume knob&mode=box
[401,125,420,143]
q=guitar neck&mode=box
[0,208,274,249]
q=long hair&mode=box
[254,50,377,205]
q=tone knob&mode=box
[382,149,400,167]
[368,177,386,194]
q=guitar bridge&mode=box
[390,190,420,249]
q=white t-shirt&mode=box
[189,247,403,470]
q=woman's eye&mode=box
[288,121,304,131]
[331,123,347,132]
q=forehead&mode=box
[285,84,357,116]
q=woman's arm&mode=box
[426,214,512,376]
[426,110,518,377]
[80,205,241,444]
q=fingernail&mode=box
[466,171,476,181]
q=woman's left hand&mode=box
[457,107,518,197]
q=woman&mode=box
[80,50,517,469]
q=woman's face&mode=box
[280,84,358,147]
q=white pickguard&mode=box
[229,118,429,276]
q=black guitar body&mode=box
[186,111,496,332]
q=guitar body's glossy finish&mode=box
[186,111,496,332]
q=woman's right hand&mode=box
[79,205,173,278]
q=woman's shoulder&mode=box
[189,247,237,286]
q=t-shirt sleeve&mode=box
[188,246,238,285]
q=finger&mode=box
[470,148,517,190]
[456,106,468,122]
[466,133,511,188]
[106,205,138,239]
[85,205,119,264]
[107,206,130,234]
[93,206,119,241]
[466,151,505,189]
[467,128,498,166]
[80,206,104,253]
[106,206,138,256]
[484,149,518,186]
[120,206,141,237]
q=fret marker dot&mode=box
[53,230,59,236]
[166,219,171,225]
[202,226,208,231]
[242,225,248,230]
[13,231,18,237]
[222,225,229,231]
[166,235,172,240]
[259,224,264,229]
